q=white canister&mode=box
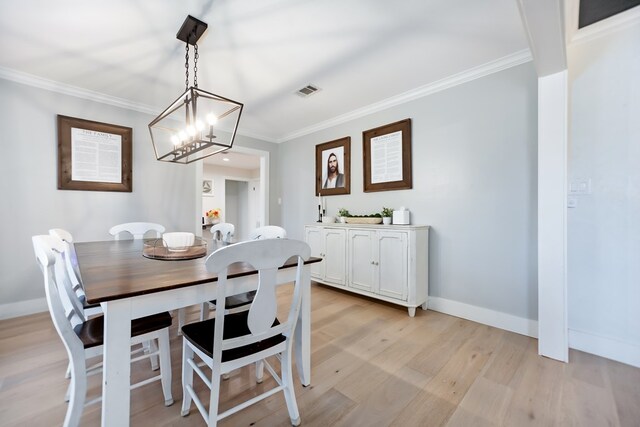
[392,207,410,225]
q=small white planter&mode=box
[382,217,392,225]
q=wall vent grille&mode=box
[296,84,320,97]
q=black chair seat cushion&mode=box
[76,312,173,349]
[208,291,257,310]
[181,311,285,362]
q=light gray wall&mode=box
[568,24,640,347]
[0,78,279,311]
[0,79,197,306]
[278,63,539,320]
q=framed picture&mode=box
[202,179,213,196]
[363,118,412,192]
[57,115,133,192]
[315,137,350,196]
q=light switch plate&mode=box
[569,179,591,195]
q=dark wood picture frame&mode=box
[315,137,351,196]
[363,118,412,192]
[57,115,133,192]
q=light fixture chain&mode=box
[193,43,199,88]
[185,43,190,91]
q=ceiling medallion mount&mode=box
[149,15,244,164]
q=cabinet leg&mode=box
[421,301,428,311]
[408,307,416,317]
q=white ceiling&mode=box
[0,0,529,142]
[205,150,261,170]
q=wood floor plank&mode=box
[391,324,503,426]
[1,287,639,427]
[447,376,513,426]
[605,356,640,427]
[502,340,566,426]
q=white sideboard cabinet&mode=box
[304,226,347,286]
[305,224,429,316]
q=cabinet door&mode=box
[305,227,324,279]
[348,230,375,292]
[323,228,346,285]
[377,231,408,300]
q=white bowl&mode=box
[162,232,195,252]
[321,216,335,224]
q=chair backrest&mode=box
[205,238,310,362]
[109,222,165,240]
[248,225,287,240]
[210,222,235,243]
[32,235,86,355]
[49,228,83,290]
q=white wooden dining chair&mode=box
[49,229,102,317]
[181,238,310,426]
[51,228,158,373]
[108,222,165,240]
[210,222,235,244]
[248,225,287,240]
[199,225,288,321]
[108,222,176,350]
[32,235,173,427]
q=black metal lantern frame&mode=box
[149,15,243,164]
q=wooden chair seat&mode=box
[77,312,172,349]
[181,311,284,362]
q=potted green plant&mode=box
[381,207,393,225]
[337,208,350,223]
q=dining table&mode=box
[76,237,320,427]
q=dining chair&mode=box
[49,229,101,317]
[180,238,310,426]
[108,222,174,354]
[199,225,288,321]
[248,225,287,240]
[210,222,235,244]
[32,235,173,427]
[50,228,158,372]
[108,222,165,240]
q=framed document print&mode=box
[363,118,412,192]
[202,179,213,196]
[315,137,351,196]
[57,115,132,192]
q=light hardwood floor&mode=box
[1,283,639,426]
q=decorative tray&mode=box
[344,217,383,224]
[143,237,208,260]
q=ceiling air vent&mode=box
[296,84,320,97]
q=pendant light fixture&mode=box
[148,15,243,164]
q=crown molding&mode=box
[569,4,640,46]
[0,66,277,143]
[1,50,533,146]
[0,66,160,115]
[278,49,533,142]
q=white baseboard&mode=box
[0,298,48,320]
[427,296,539,338]
[569,329,640,368]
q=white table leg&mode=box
[102,300,132,427]
[295,265,311,386]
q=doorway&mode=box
[199,146,269,239]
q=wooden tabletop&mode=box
[76,239,320,305]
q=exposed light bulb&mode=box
[171,135,180,146]
[186,125,196,137]
[206,113,218,125]
[195,120,204,131]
